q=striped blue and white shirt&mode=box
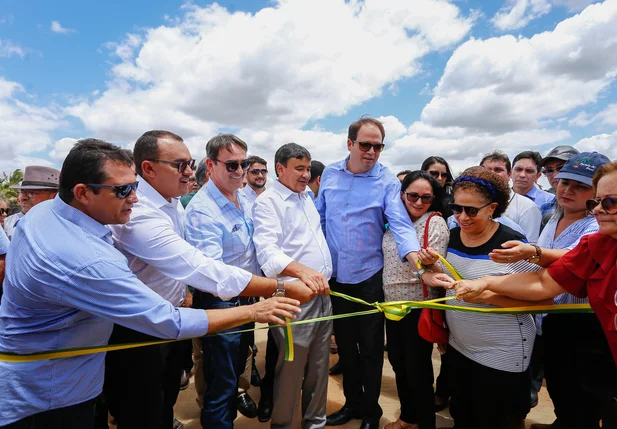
[445,224,542,372]
[535,214,598,333]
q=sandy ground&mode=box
[167,326,556,429]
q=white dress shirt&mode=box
[252,180,332,281]
[4,211,24,240]
[110,176,252,306]
[505,193,542,244]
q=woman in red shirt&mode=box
[455,158,617,427]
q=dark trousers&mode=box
[449,347,530,429]
[530,333,545,394]
[386,309,436,428]
[330,270,385,422]
[2,398,95,429]
[199,293,253,429]
[260,329,278,402]
[104,325,184,429]
[543,313,617,429]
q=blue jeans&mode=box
[200,296,253,429]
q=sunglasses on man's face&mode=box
[147,158,196,173]
[428,171,449,179]
[87,182,139,199]
[352,140,385,153]
[249,169,268,176]
[585,197,617,215]
[449,202,492,218]
[402,192,434,204]
[215,159,251,173]
[542,164,564,176]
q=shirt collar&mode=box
[206,179,243,209]
[136,175,178,210]
[525,185,540,200]
[338,156,381,177]
[271,179,307,201]
[51,196,113,241]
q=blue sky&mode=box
[1,0,616,177]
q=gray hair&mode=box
[195,158,208,186]
[206,134,248,161]
[274,143,311,177]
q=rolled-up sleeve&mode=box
[114,212,250,301]
[252,197,294,278]
[61,260,209,339]
[384,180,420,259]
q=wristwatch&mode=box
[415,268,432,282]
[526,245,542,264]
[272,279,286,297]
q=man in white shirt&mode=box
[480,151,542,244]
[252,143,332,429]
[243,155,268,207]
[106,130,314,429]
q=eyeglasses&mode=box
[428,171,449,179]
[87,182,139,199]
[352,140,385,153]
[248,169,268,176]
[0,208,8,216]
[214,159,252,172]
[402,192,434,204]
[585,197,617,215]
[188,177,196,183]
[148,158,196,173]
[449,202,493,218]
[19,190,51,198]
[542,164,564,175]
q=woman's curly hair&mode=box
[452,166,511,219]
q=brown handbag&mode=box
[417,212,449,343]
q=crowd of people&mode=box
[0,116,616,429]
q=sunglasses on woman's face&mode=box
[428,171,449,179]
[0,208,8,216]
[402,192,434,204]
[449,202,492,218]
[585,197,617,215]
[215,159,251,172]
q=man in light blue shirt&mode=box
[185,134,265,429]
[511,151,555,209]
[317,118,451,429]
[0,139,300,428]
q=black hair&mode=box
[309,160,326,184]
[512,151,543,170]
[133,130,183,175]
[206,134,248,161]
[59,138,134,203]
[274,143,311,178]
[400,170,447,215]
[247,155,267,167]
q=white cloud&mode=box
[492,0,552,31]
[49,137,80,162]
[574,130,617,159]
[0,39,25,58]
[51,21,76,35]
[568,103,617,127]
[67,0,475,146]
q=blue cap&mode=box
[554,151,611,186]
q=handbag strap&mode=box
[421,212,442,299]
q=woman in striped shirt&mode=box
[418,167,544,429]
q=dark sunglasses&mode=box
[148,158,196,173]
[87,182,139,199]
[248,169,268,176]
[585,197,617,215]
[352,140,385,153]
[215,159,252,172]
[449,202,492,218]
[542,164,564,175]
[428,170,449,179]
[0,208,8,216]
[402,192,434,204]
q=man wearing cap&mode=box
[4,166,60,240]
[538,146,580,224]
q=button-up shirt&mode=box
[185,180,261,277]
[241,185,262,209]
[3,211,23,240]
[316,158,420,284]
[522,185,555,208]
[252,180,332,280]
[110,177,252,305]
[505,193,542,244]
[0,197,209,425]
